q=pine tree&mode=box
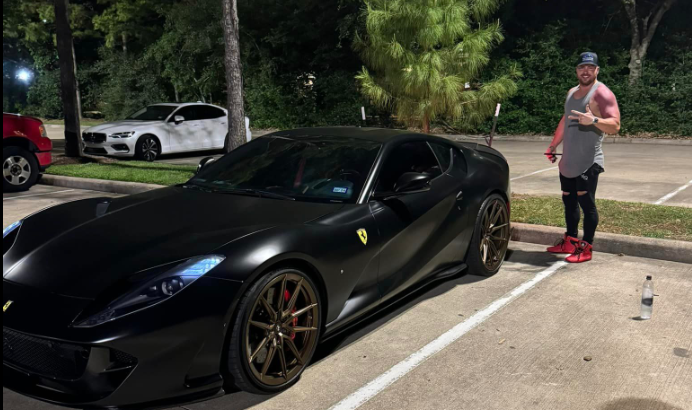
[356,0,520,133]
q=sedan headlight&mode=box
[75,255,225,328]
[110,132,135,139]
[3,221,22,239]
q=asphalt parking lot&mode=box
[3,187,691,410]
[491,140,692,209]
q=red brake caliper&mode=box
[284,290,298,340]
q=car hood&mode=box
[3,187,343,299]
[84,120,162,134]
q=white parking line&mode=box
[510,166,559,182]
[328,261,569,410]
[655,180,692,205]
[2,189,76,201]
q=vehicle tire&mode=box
[466,194,511,277]
[135,135,161,162]
[3,146,39,193]
[227,268,322,395]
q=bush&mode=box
[245,69,369,129]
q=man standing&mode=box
[545,52,621,263]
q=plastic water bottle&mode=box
[640,276,654,320]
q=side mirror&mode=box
[394,172,433,193]
[174,115,185,124]
[372,173,433,201]
[197,157,216,174]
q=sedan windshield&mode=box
[127,106,177,121]
[189,136,382,203]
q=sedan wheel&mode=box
[467,194,510,276]
[228,270,322,394]
[136,136,160,162]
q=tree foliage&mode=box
[2,0,689,136]
[355,0,520,132]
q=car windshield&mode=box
[188,136,382,203]
[127,106,177,121]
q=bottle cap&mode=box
[646,276,652,280]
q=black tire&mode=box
[466,194,511,277]
[3,146,39,193]
[135,135,161,162]
[227,268,323,395]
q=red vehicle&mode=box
[3,113,53,192]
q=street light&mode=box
[16,69,32,83]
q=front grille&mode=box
[3,328,90,381]
[82,132,107,143]
[110,349,137,367]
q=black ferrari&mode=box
[3,127,511,409]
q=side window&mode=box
[375,142,442,193]
[429,142,452,173]
[172,106,199,122]
[198,106,226,120]
[452,148,468,173]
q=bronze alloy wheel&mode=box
[244,273,320,387]
[479,198,510,271]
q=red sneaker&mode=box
[547,235,578,254]
[566,241,593,263]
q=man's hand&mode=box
[569,104,598,126]
[545,146,557,163]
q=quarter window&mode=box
[429,142,453,173]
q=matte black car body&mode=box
[3,127,510,409]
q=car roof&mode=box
[149,103,226,109]
[265,127,505,159]
[269,127,432,144]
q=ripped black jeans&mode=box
[559,164,604,245]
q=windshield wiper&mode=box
[181,184,214,193]
[183,183,296,201]
[213,188,296,201]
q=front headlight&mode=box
[75,255,225,328]
[110,131,135,139]
[39,125,48,139]
[3,221,22,239]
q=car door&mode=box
[168,106,203,152]
[196,106,228,149]
[371,140,465,302]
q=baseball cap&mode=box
[577,52,599,67]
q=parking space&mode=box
[5,241,688,410]
[490,140,692,208]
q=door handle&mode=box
[456,191,464,201]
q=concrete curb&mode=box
[40,175,165,195]
[511,222,692,265]
[441,134,692,146]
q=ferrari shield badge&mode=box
[357,229,368,245]
[3,301,13,313]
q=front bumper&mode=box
[36,151,52,171]
[3,277,243,409]
[83,138,137,158]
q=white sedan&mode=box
[82,103,242,161]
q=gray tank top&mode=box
[559,82,605,178]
